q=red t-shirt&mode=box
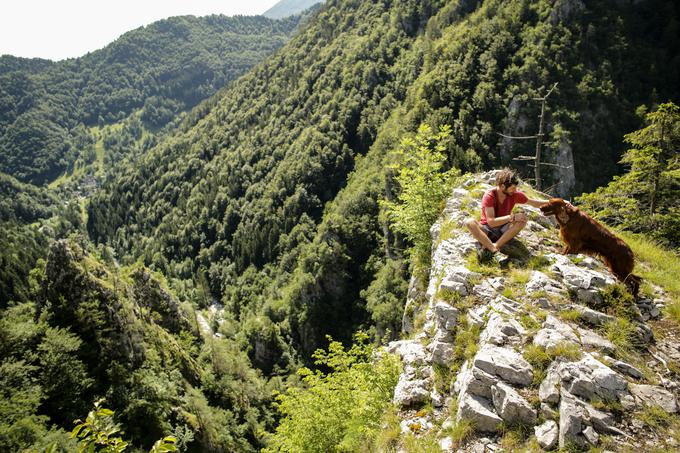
[480,188,528,225]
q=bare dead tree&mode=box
[498,83,570,192]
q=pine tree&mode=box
[578,102,680,248]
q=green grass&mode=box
[509,268,531,285]
[498,423,532,451]
[432,363,453,394]
[602,317,638,352]
[465,251,503,277]
[590,397,624,415]
[638,405,675,429]
[558,309,582,323]
[549,342,583,361]
[438,218,459,243]
[618,230,680,324]
[451,315,481,373]
[519,313,541,332]
[434,286,462,305]
[527,253,552,270]
[523,344,552,386]
[401,430,441,452]
[373,406,401,452]
[441,417,475,450]
[523,342,582,386]
[599,283,639,321]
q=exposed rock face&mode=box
[38,238,201,383]
[386,172,678,449]
[131,267,192,334]
[535,420,559,449]
[40,239,146,367]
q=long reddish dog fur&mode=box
[540,198,641,296]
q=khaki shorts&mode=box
[481,223,510,242]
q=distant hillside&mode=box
[0,14,303,184]
[263,0,324,19]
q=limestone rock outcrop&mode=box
[386,171,679,451]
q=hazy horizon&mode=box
[0,0,282,61]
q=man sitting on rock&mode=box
[465,168,548,262]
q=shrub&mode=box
[265,332,401,452]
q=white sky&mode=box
[0,0,281,61]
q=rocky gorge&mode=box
[387,171,679,451]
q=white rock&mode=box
[541,403,558,421]
[583,426,599,445]
[534,315,580,350]
[559,390,586,449]
[393,374,430,407]
[491,382,537,425]
[428,340,454,366]
[439,265,481,297]
[432,302,459,343]
[439,436,454,452]
[604,356,644,380]
[577,327,615,354]
[431,389,445,408]
[629,384,679,413]
[479,312,525,346]
[441,416,455,431]
[539,363,561,404]
[559,354,628,402]
[534,420,559,449]
[572,305,615,326]
[399,417,433,434]
[583,402,623,435]
[474,344,534,387]
[467,305,488,328]
[386,340,427,368]
[453,362,496,399]
[457,393,503,432]
[550,255,612,290]
[526,270,565,296]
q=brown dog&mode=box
[540,198,641,296]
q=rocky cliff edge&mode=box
[387,171,679,452]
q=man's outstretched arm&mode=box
[525,198,548,208]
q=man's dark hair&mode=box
[496,168,520,188]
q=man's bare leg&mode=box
[465,219,497,252]
[495,219,527,250]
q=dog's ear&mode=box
[564,201,577,214]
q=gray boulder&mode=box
[457,393,503,432]
[491,382,537,425]
[474,344,534,386]
[559,355,628,402]
[535,420,559,449]
[629,384,679,413]
[534,315,580,350]
[559,390,586,449]
[393,374,430,407]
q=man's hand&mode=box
[512,212,528,223]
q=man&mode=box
[465,168,548,261]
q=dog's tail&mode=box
[624,273,642,298]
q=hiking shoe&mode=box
[476,245,495,263]
[494,254,511,268]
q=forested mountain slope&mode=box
[88,0,680,370]
[1,238,271,451]
[0,14,303,184]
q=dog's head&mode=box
[540,198,572,224]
